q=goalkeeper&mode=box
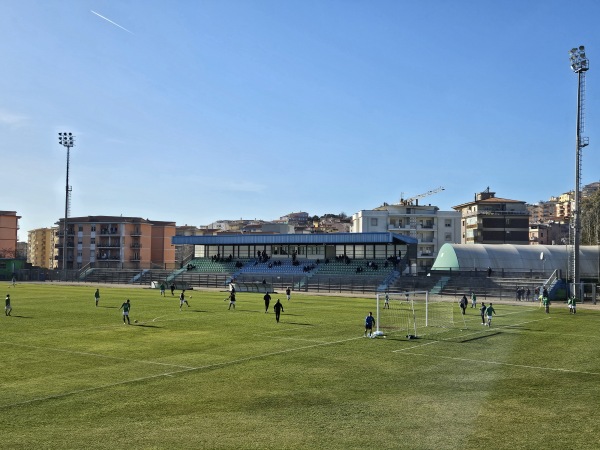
[364,312,375,337]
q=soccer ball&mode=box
[189,296,192,298]
[134,320,138,323]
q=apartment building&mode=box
[56,216,176,270]
[529,222,570,246]
[0,211,20,258]
[453,189,530,244]
[27,227,58,269]
[351,202,461,272]
[527,200,559,223]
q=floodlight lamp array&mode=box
[569,45,589,73]
[58,132,75,148]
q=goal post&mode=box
[375,291,455,338]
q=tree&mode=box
[581,189,600,245]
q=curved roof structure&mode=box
[432,243,600,278]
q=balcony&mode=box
[130,243,142,249]
[99,227,119,235]
[97,241,121,248]
[463,209,529,218]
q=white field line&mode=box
[397,352,600,376]
[0,335,364,410]
[266,336,329,343]
[392,316,553,353]
[0,341,195,370]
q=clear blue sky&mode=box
[2,0,599,240]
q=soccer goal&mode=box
[374,291,456,339]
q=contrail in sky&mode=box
[91,10,133,34]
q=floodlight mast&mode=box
[569,46,589,295]
[58,132,75,277]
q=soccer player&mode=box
[286,287,291,301]
[384,293,390,309]
[228,291,236,310]
[119,299,131,325]
[364,311,375,337]
[568,297,577,314]
[543,295,550,314]
[94,288,100,307]
[479,302,486,325]
[160,283,165,297]
[263,292,271,313]
[486,303,496,327]
[273,299,284,323]
[5,294,12,316]
[471,292,477,308]
[170,283,176,296]
[179,290,190,310]
[459,295,468,315]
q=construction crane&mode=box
[399,186,445,206]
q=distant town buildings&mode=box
[16,181,600,270]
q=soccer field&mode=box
[1,284,599,449]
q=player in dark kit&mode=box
[5,294,12,316]
[364,312,375,337]
[263,292,271,313]
[273,299,284,323]
[479,302,486,325]
[179,290,190,310]
[227,291,236,310]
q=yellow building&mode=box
[56,216,176,270]
[27,227,58,269]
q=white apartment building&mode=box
[351,203,461,272]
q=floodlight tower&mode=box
[58,132,75,275]
[568,46,589,294]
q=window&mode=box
[91,238,95,244]
[445,233,452,241]
[445,219,452,227]
[370,218,378,226]
[91,225,96,232]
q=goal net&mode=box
[375,291,455,338]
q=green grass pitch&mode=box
[1,283,599,449]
